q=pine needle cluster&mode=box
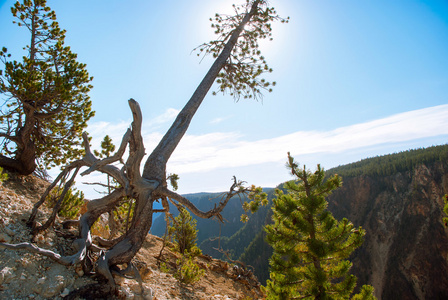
[47,186,85,220]
[194,0,288,101]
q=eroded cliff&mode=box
[328,161,448,299]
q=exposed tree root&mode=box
[0,241,72,265]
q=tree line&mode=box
[326,144,448,178]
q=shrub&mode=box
[165,206,204,284]
[174,256,205,285]
[169,207,202,256]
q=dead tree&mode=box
[0,0,287,294]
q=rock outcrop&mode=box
[328,161,448,300]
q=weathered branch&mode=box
[0,132,20,143]
[126,99,146,180]
[80,128,131,177]
[81,181,119,190]
[157,176,250,224]
[34,102,64,119]
[94,235,126,248]
[0,242,72,265]
[213,247,250,270]
[79,132,129,190]
[28,160,85,228]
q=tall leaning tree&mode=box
[0,0,94,176]
[1,0,286,296]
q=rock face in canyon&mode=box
[327,160,448,300]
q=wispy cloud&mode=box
[168,104,448,174]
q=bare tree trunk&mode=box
[142,0,261,181]
[0,127,37,175]
[0,147,36,175]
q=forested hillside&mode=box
[326,144,448,177]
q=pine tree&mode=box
[47,186,85,220]
[167,207,204,284]
[0,167,8,183]
[265,153,376,300]
[0,0,94,175]
[169,207,201,257]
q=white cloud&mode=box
[168,104,448,174]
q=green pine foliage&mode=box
[352,285,377,300]
[241,185,269,223]
[167,173,180,191]
[194,0,289,101]
[167,207,204,284]
[93,135,116,159]
[174,256,205,285]
[169,207,202,257]
[0,0,94,174]
[264,153,376,300]
[94,135,116,194]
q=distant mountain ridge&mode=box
[151,189,274,246]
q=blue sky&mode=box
[1,0,447,197]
